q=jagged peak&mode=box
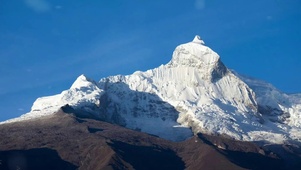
[70,74,98,89]
[168,35,218,66]
[192,35,205,45]
[2,35,301,145]
[167,36,227,82]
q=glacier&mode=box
[2,35,301,143]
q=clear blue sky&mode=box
[0,0,300,121]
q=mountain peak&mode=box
[168,36,227,82]
[71,74,98,89]
[2,36,301,145]
[192,35,205,44]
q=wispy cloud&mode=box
[24,0,51,13]
[195,0,206,10]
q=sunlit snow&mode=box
[1,36,300,143]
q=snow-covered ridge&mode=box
[2,35,301,143]
[1,74,104,124]
[237,73,301,128]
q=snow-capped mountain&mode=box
[2,35,301,143]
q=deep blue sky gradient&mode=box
[0,0,301,121]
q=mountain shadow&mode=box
[108,140,185,170]
[99,80,179,121]
[262,143,301,170]
[197,133,288,170]
[221,149,284,170]
[96,80,193,141]
[0,148,77,170]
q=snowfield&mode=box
[2,36,301,143]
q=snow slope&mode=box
[2,35,301,143]
[1,75,104,123]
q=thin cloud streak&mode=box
[24,0,51,13]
